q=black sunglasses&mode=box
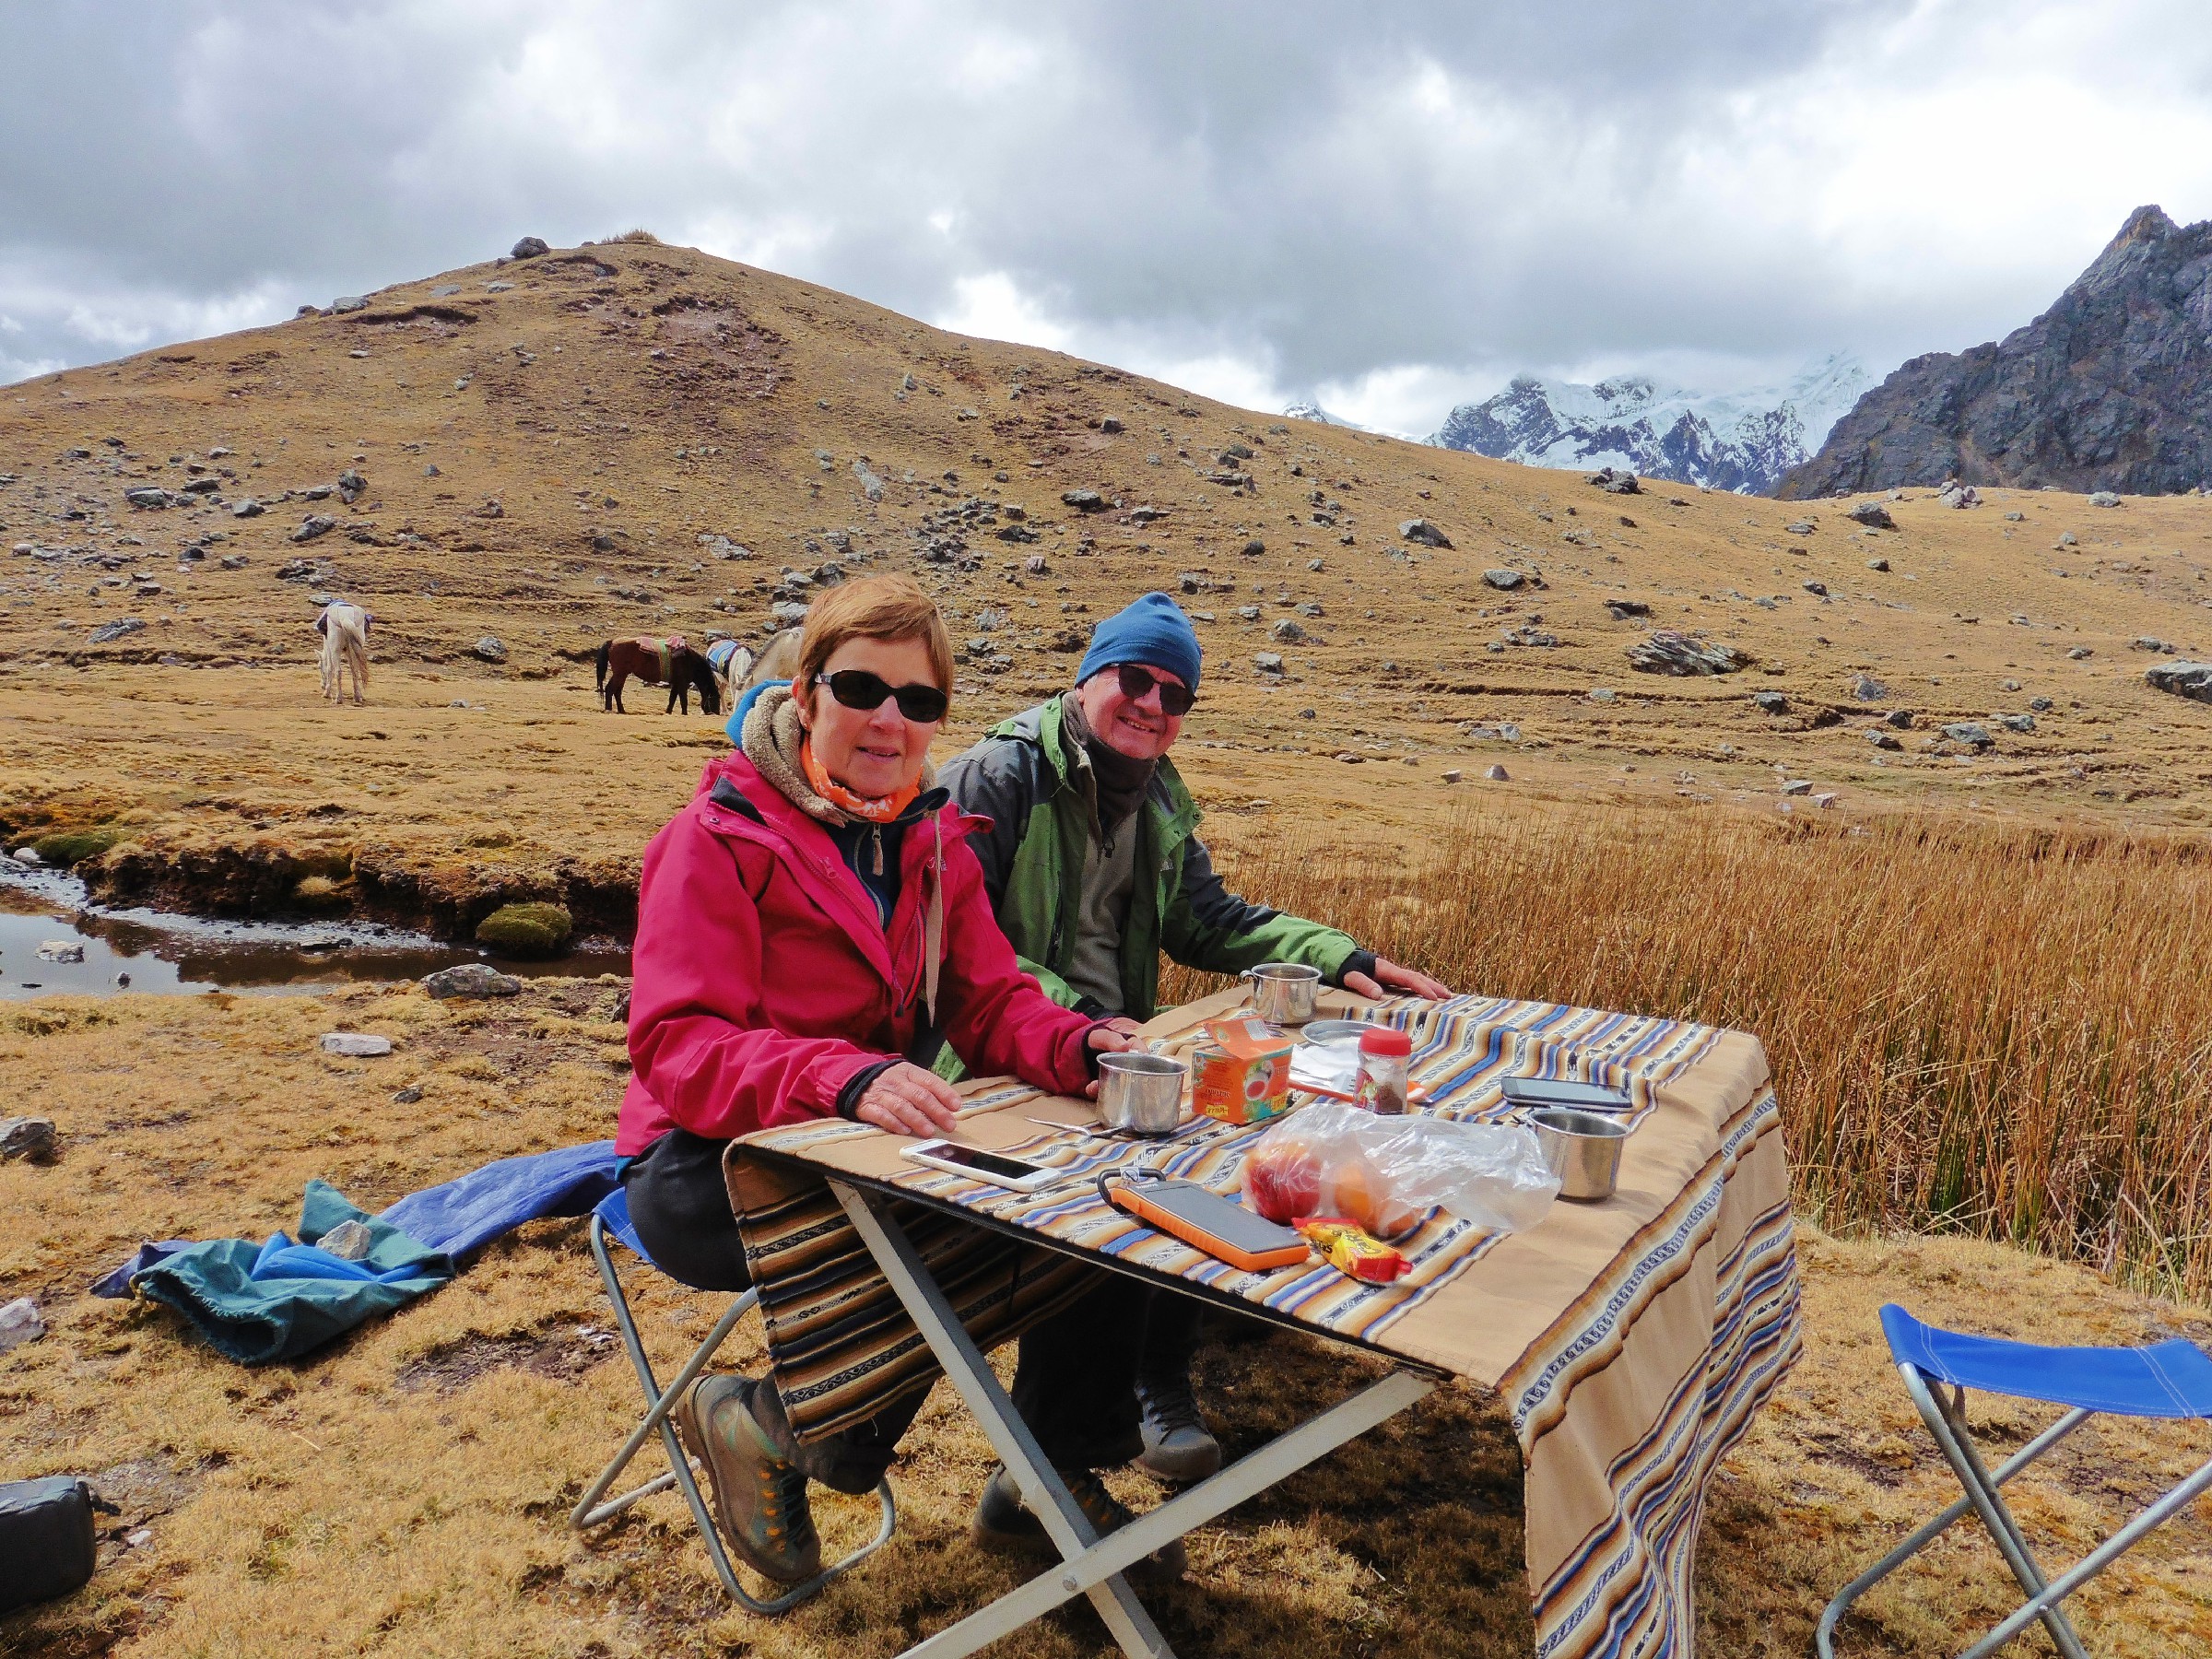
[814,669,948,724]
[1116,662,1195,716]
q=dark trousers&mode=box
[624,1128,1144,1476]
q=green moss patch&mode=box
[473,901,572,959]
[32,827,124,868]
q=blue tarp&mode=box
[93,1143,625,1366]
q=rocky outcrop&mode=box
[1781,206,2212,499]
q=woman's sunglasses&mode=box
[814,670,948,724]
[1116,662,1195,716]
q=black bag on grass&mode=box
[0,1476,97,1613]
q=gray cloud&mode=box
[4,1,2207,429]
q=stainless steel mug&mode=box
[1242,962,1322,1026]
[1096,1052,1188,1135]
[1530,1107,1630,1202]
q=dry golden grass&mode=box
[1167,806,2212,1301]
[3,988,2209,1658]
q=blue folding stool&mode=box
[1818,1302,2212,1658]
[569,1186,896,1613]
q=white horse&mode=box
[315,602,371,704]
[706,629,801,708]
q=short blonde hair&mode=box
[795,573,955,700]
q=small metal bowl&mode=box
[1300,1018,1371,1047]
[1096,1053,1188,1135]
[1530,1107,1630,1202]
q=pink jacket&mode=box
[617,754,1100,1155]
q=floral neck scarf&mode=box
[800,737,920,824]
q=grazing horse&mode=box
[594,635,724,715]
[314,602,371,704]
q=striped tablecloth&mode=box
[726,987,1801,1659]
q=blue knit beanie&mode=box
[1076,592,1202,694]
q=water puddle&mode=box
[0,865,629,997]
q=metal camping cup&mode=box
[1095,1053,1189,1135]
[1529,1107,1630,1202]
[1242,962,1323,1026]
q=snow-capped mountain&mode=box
[1282,397,1365,429]
[1430,353,1873,494]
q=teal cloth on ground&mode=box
[132,1180,453,1365]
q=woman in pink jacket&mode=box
[619,576,1183,1587]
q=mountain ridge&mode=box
[1781,206,2212,499]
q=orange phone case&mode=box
[1104,1180,1312,1272]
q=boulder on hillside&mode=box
[1586,466,1641,494]
[511,236,549,260]
[1846,501,1895,530]
[1627,630,1753,676]
[1398,518,1453,548]
[422,963,522,1000]
[2146,660,2212,703]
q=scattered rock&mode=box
[1802,581,1828,597]
[771,600,811,629]
[1023,554,1049,576]
[0,1297,44,1356]
[1398,518,1453,548]
[2030,696,2053,712]
[1785,521,1816,535]
[1846,501,1895,530]
[475,901,573,958]
[2001,713,2037,734]
[291,514,336,543]
[2067,645,2093,660]
[1441,770,1463,783]
[1588,688,1617,704]
[231,497,265,518]
[2145,660,2212,703]
[2004,511,2025,522]
[336,469,367,504]
[1100,417,1124,433]
[1885,709,1915,729]
[1850,673,1888,701]
[1938,481,1981,508]
[1754,690,1789,713]
[2132,636,2176,653]
[1335,752,1364,764]
[1253,652,1285,675]
[511,236,549,260]
[1586,467,1640,494]
[0,1116,56,1160]
[1481,569,1524,591]
[1868,731,1903,750]
[2088,490,2122,508]
[320,1032,394,1057]
[1271,618,1308,643]
[393,1088,425,1104]
[1062,489,1108,512]
[1485,764,1511,781]
[472,635,508,663]
[330,295,368,313]
[853,460,884,500]
[1812,793,1839,809]
[124,487,175,511]
[1627,630,1753,676]
[319,1218,375,1261]
[89,618,147,644]
[1942,722,1994,748]
[1781,779,1814,796]
[35,940,85,963]
[1604,599,1652,619]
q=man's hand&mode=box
[852,1062,963,1138]
[1341,957,1453,1002]
[1080,1022,1134,1099]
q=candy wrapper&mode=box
[1296,1217,1410,1282]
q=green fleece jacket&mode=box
[935,693,1371,1025]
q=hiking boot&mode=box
[672,1374,821,1584]
[971,1464,1186,1583]
[1135,1369,1222,1483]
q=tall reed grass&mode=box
[1171,808,2212,1300]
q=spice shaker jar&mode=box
[1355,1027,1413,1114]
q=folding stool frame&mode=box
[1817,1354,2212,1658]
[571,1207,897,1615]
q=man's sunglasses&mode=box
[1115,662,1195,716]
[813,670,949,724]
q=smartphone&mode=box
[1104,1177,1312,1272]
[1500,1077,1634,1112]
[902,1139,1062,1193]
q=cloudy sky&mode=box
[5,1,2210,433]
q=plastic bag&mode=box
[1243,1104,1560,1239]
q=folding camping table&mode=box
[725,987,1804,1659]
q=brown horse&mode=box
[594,636,724,715]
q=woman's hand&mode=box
[1341,958,1453,1002]
[1080,1022,1135,1100]
[852,1062,964,1138]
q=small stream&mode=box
[0,865,629,997]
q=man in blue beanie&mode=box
[938,593,1450,1536]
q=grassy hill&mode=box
[6,233,2212,935]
